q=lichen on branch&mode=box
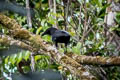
[0,13,97,80]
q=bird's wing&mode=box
[53,30,70,37]
[51,30,70,42]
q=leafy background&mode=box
[0,0,120,80]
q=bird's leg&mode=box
[52,42,58,53]
[55,42,59,49]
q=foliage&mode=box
[0,0,120,80]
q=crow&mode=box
[42,27,71,52]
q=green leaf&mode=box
[35,55,42,62]
[85,40,94,45]
[5,56,9,64]
[36,27,42,35]
[24,51,30,61]
[17,52,23,64]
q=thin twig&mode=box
[81,0,87,45]
[53,0,57,28]
[26,0,35,72]
[79,4,82,25]
[26,0,32,28]
[63,0,70,30]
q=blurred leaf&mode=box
[115,12,120,24]
[5,56,9,64]
[85,40,94,45]
[24,51,30,61]
[10,55,17,65]
[72,42,82,54]
[35,55,42,62]
[17,52,23,64]
[36,27,42,35]
[41,19,46,26]
[42,35,52,43]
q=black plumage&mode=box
[42,27,71,51]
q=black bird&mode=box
[42,27,71,52]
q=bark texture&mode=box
[0,13,97,80]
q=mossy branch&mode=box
[67,53,120,66]
[0,13,97,80]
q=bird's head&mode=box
[41,27,57,36]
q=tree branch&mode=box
[67,53,120,66]
[0,13,97,79]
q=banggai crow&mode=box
[42,27,71,52]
